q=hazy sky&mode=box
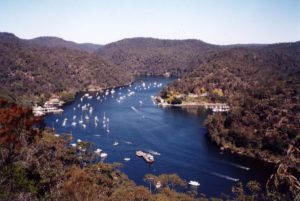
[0,0,299,44]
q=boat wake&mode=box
[147,150,161,156]
[130,106,145,118]
[225,162,250,171]
[211,159,250,171]
[209,171,239,182]
[123,140,133,145]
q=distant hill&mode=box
[28,36,102,52]
[166,42,300,94]
[0,32,132,105]
[98,37,222,76]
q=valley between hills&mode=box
[0,32,299,201]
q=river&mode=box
[44,76,273,197]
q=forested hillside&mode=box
[98,37,222,76]
[0,33,132,105]
[163,42,300,199]
[28,36,102,52]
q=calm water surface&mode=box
[44,76,273,197]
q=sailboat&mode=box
[102,112,110,133]
[62,118,67,127]
[79,116,83,124]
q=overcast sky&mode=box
[0,0,299,45]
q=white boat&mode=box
[89,107,93,114]
[82,104,88,110]
[79,116,83,124]
[94,148,102,154]
[77,139,82,143]
[73,115,76,120]
[71,143,76,147]
[85,115,89,120]
[100,152,108,158]
[113,141,119,146]
[124,158,131,161]
[82,124,86,129]
[55,118,59,123]
[188,181,200,186]
[62,118,67,127]
[71,122,77,126]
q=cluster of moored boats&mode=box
[54,81,164,129]
[50,80,202,188]
[51,81,165,164]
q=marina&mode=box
[33,96,64,116]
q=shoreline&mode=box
[209,135,282,165]
[153,95,281,166]
[34,80,135,116]
[43,82,279,165]
[152,95,230,112]
[38,75,174,116]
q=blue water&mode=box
[44,76,273,197]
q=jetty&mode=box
[152,96,230,112]
[136,150,155,163]
[32,106,63,116]
[32,96,65,116]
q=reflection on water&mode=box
[44,76,273,197]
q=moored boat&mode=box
[136,150,155,163]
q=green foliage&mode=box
[0,164,39,197]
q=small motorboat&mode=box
[188,181,200,186]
